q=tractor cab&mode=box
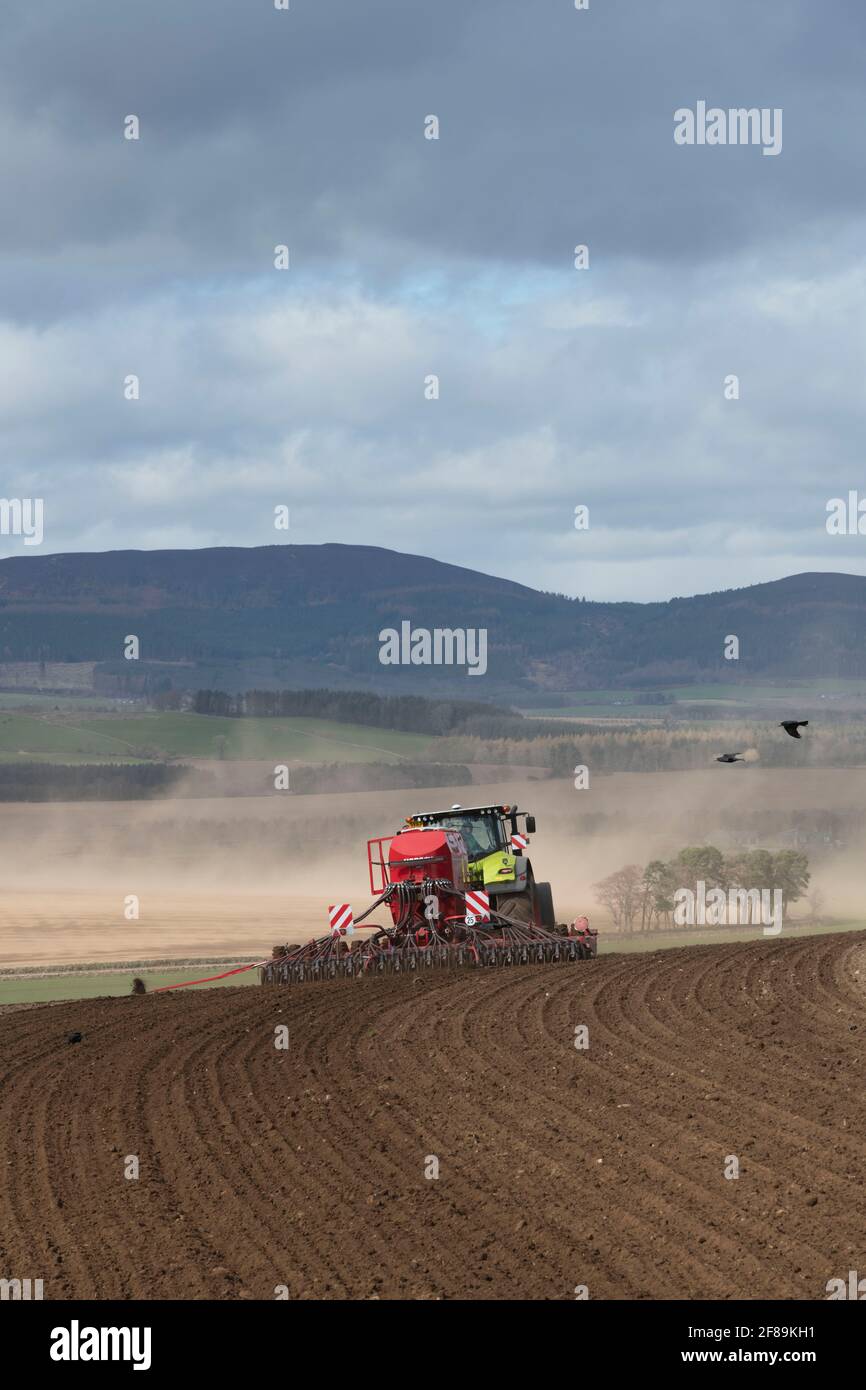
[404,804,536,863]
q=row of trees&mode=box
[594,846,811,932]
[191,688,514,733]
[438,723,866,773]
[0,763,204,802]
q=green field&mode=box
[0,964,261,1005]
[0,711,432,765]
[523,678,866,718]
[0,694,125,711]
[670,680,866,705]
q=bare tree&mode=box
[806,885,825,923]
[594,864,644,934]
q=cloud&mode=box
[0,0,864,600]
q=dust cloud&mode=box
[1,764,863,967]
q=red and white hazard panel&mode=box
[510,833,529,851]
[464,889,490,925]
[329,903,354,935]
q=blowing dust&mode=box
[1,764,863,967]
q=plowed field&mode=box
[1,931,863,1300]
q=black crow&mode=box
[716,753,745,763]
[780,720,808,739]
[65,1031,82,1045]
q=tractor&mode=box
[262,800,597,985]
[383,802,557,929]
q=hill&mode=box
[0,545,865,696]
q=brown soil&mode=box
[0,931,864,1300]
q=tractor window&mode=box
[439,814,505,858]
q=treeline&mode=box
[0,758,471,803]
[716,806,857,851]
[288,762,471,795]
[0,763,212,802]
[190,687,599,739]
[191,688,522,734]
[594,845,810,933]
[436,723,866,773]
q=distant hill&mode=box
[0,545,864,697]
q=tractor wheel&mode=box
[494,891,534,925]
[535,881,556,929]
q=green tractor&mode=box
[403,802,557,930]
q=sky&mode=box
[2,0,866,601]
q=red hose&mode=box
[152,958,271,992]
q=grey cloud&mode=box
[0,0,864,601]
[1,0,864,302]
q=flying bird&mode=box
[716,753,745,763]
[780,720,809,739]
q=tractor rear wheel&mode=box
[535,881,556,929]
[494,892,534,925]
